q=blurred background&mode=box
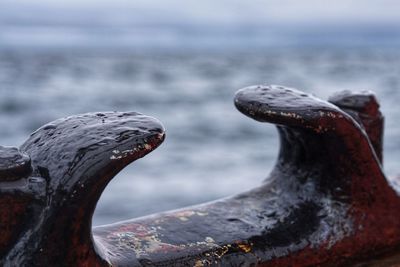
[1,0,400,226]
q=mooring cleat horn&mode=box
[234,86,384,163]
[2,111,165,266]
[234,85,394,201]
[21,111,165,192]
[234,84,346,125]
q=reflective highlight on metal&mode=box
[0,85,399,266]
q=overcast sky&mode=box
[2,0,400,25]
[1,0,400,48]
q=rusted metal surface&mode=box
[1,85,400,266]
[0,112,165,266]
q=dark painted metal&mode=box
[0,112,165,266]
[0,85,400,266]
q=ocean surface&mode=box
[0,47,399,226]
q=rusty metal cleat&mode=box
[0,85,400,266]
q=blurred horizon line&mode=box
[1,23,400,51]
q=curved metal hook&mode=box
[1,111,165,266]
[234,85,394,205]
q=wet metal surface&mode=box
[0,111,165,266]
[0,146,32,181]
[0,85,400,266]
